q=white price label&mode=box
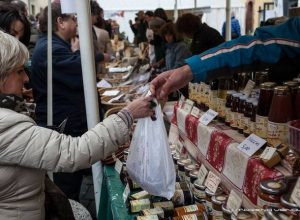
[123,183,130,202]
[199,109,218,126]
[191,107,200,118]
[197,164,208,185]
[260,147,277,160]
[178,95,186,108]
[227,190,242,216]
[183,103,193,113]
[114,159,123,174]
[243,80,256,97]
[291,177,300,207]
[204,171,221,194]
[237,134,266,157]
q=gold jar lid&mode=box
[260,82,277,89]
[274,86,290,95]
[283,81,298,88]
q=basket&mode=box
[289,120,300,153]
[101,96,127,111]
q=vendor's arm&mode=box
[186,17,300,82]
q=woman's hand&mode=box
[125,96,155,119]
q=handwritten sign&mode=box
[237,134,266,157]
[204,171,221,193]
[123,183,130,202]
[291,177,300,207]
[197,164,208,185]
[227,190,242,216]
[260,147,276,160]
[114,159,123,174]
[199,109,218,126]
[191,107,200,118]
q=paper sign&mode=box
[204,171,221,193]
[61,0,77,14]
[237,134,266,157]
[199,109,218,126]
[114,159,123,174]
[260,147,277,160]
[243,80,256,97]
[102,90,120,97]
[291,177,300,207]
[191,107,200,118]
[97,79,112,88]
[227,190,242,216]
[197,164,208,185]
[123,183,130,202]
[183,103,193,113]
[178,95,185,108]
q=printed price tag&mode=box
[291,177,300,207]
[197,164,208,185]
[260,147,277,160]
[199,109,218,126]
[237,134,266,157]
[178,95,186,108]
[243,80,256,97]
[204,171,221,194]
[191,107,200,118]
[227,190,242,216]
[123,183,130,202]
[114,159,123,174]
[183,103,193,114]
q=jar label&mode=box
[142,207,164,216]
[225,107,231,123]
[236,112,243,129]
[257,196,280,209]
[131,199,150,213]
[243,117,250,133]
[137,215,160,220]
[182,214,199,220]
[255,115,268,138]
[131,190,149,200]
[184,204,198,213]
[267,121,288,145]
[172,189,185,206]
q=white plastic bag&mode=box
[126,101,176,199]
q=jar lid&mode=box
[194,195,205,203]
[211,195,227,205]
[240,95,248,101]
[260,82,277,89]
[194,182,206,190]
[283,81,298,88]
[232,93,243,98]
[177,158,192,166]
[274,86,290,95]
[185,164,198,171]
[227,90,237,95]
[173,154,180,161]
[280,193,300,209]
[221,204,232,215]
[169,144,177,150]
[293,78,300,83]
[205,187,223,196]
[259,179,287,195]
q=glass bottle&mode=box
[209,80,219,111]
[238,95,248,134]
[243,98,254,137]
[225,90,237,126]
[268,86,293,146]
[230,93,243,130]
[256,82,276,139]
[217,79,232,122]
[250,99,258,135]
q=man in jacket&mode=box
[31,2,108,201]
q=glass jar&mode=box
[209,80,219,111]
[257,179,287,209]
[243,98,254,137]
[217,79,232,122]
[129,198,151,213]
[238,95,248,134]
[283,81,298,102]
[174,204,206,216]
[193,182,207,200]
[204,188,223,217]
[173,153,180,171]
[280,193,300,219]
[255,82,276,139]
[153,201,174,218]
[230,93,243,130]
[189,170,199,185]
[268,86,293,146]
[172,183,193,207]
[225,90,237,126]
[222,204,232,220]
[250,99,258,135]
[211,195,228,220]
[177,159,192,182]
[295,86,300,119]
[185,164,199,188]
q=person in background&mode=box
[129,17,139,45]
[145,11,155,64]
[145,10,154,25]
[222,11,241,39]
[154,7,169,22]
[150,17,300,100]
[148,17,166,70]
[176,13,224,55]
[135,10,148,44]
[94,5,113,38]
[31,2,109,202]
[0,29,155,220]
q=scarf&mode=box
[0,94,35,117]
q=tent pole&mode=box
[225,0,231,41]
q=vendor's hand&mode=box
[125,96,155,119]
[150,65,193,100]
[71,37,80,52]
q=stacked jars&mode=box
[230,93,243,130]
[225,90,236,126]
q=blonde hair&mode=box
[0,30,29,81]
